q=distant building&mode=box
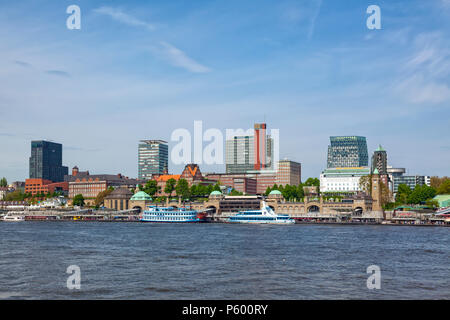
[104,187,134,211]
[138,140,168,180]
[152,164,216,196]
[10,181,25,192]
[0,187,9,200]
[225,123,273,174]
[29,140,68,182]
[392,175,431,193]
[320,167,371,193]
[65,166,142,204]
[206,170,277,195]
[24,178,69,196]
[327,136,368,168]
[371,145,388,175]
[205,173,257,195]
[276,159,301,186]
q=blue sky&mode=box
[0,0,449,182]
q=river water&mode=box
[0,222,448,299]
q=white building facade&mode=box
[320,167,371,193]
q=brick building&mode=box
[65,166,142,203]
[24,178,69,196]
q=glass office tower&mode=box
[138,140,169,180]
[327,136,368,168]
[29,140,68,182]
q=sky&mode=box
[0,0,449,182]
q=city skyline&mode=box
[0,131,440,183]
[0,0,449,181]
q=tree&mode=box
[0,177,7,187]
[425,199,439,209]
[304,178,320,187]
[176,179,191,200]
[164,178,177,198]
[379,180,392,207]
[143,180,160,198]
[296,184,305,200]
[430,176,450,190]
[437,179,450,195]
[212,182,221,192]
[4,190,26,201]
[229,188,243,196]
[359,175,372,195]
[407,185,436,205]
[95,189,113,207]
[396,184,412,204]
[72,194,85,207]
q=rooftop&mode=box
[130,191,152,201]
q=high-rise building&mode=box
[225,123,273,174]
[371,145,388,174]
[138,140,168,180]
[276,160,302,186]
[327,136,368,168]
[29,140,68,182]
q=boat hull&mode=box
[227,219,295,224]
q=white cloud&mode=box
[307,0,322,40]
[394,75,450,104]
[93,6,155,31]
[156,42,211,73]
[394,32,450,104]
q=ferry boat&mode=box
[227,202,295,224]
[140,206,207,223]
[2,213,25,222]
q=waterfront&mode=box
[0,222,448,299]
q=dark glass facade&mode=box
[371,150,388,174]
[29,140,68,182]
[327,136,368,168]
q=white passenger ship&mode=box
[140,206,207,223]
[227,202,295,224]
[2,213,25,222]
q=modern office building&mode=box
[225,123,273,174]
[392,175,431,193]
[327,136,368,168]
[138,140,169,180]
[320,167,371,193]
[276,160,302,186]
[371,145,388,175]
[29,140,68,182]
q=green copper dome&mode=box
[210,190,222,195]
[269,190,282,195]
[373,168,379,175]
[130,191,152,201]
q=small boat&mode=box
[227,201,295,224]
[2,213,25,222]
[141,206,206,223]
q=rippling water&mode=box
[0,222,448,299]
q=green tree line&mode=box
[264,177,320,202]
